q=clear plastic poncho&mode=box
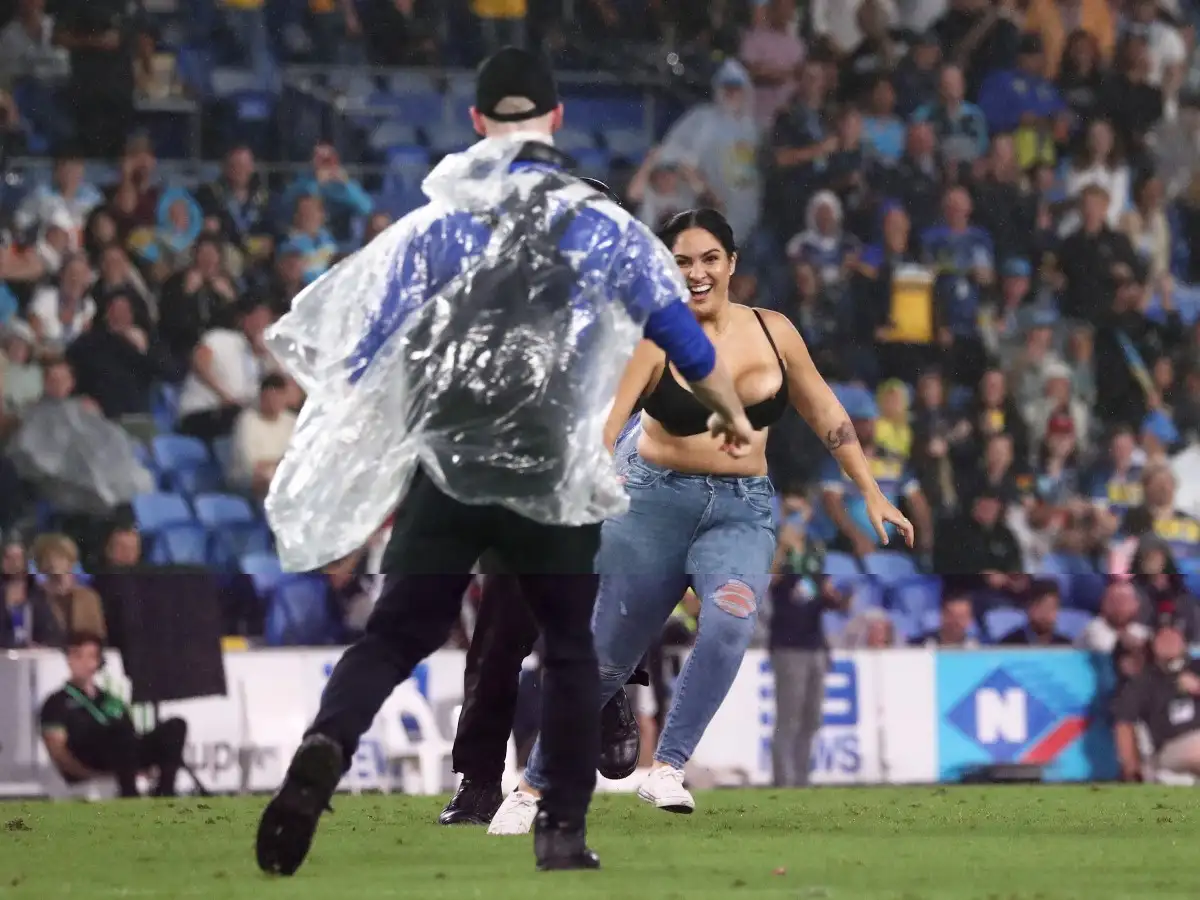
[265,135,684,572]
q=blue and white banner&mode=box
[935,650,1119,782]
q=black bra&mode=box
[642,309,789,437]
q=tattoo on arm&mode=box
[825,421,858,451]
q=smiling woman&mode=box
[489,208,916,836]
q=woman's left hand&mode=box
[865,492,915,549]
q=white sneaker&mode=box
[486,789,539,835]
[636,765,695,814]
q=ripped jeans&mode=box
[524,454,776,786]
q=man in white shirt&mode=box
[229,372,297,498]
[13,150,102,243]
[27,252,95,351]
[1077,579,1151,654]
[177,298,275,441]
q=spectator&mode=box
[195,146,273,263]
[0,0,69,90]
[363,0,440,66]
[0,320,43,416]
[54,0,138,158]
[129,188,204,286]
[912,64,989,166]
[985,260,1041,369]
[260,242,306,316]
[739,0,806,127]
[229,374,298,499]
[1025,363,1091,458]
[13,149,102,244]
[1065,119,1130,229]
[158,235,240,364]
[811,0,896,58]
[1024,0,1115,79]
[1127,465,1200,561]
[30,533,106,641]
[785,190,860,297]
[1006,305,1067,411]
[861,77,905,163]
[841,0,903,104]
[1078,578,1150,652]
[874,379,911,461]
[892,30,941,118]
[1027,414,1085,551]
[871,122,942,235]
[933,485,1022,573]
[1120,173,1171,286]
[839,608,900,648]
[976,33,1067,170]
[920,185,994,385]
[970,137,1041,267]
[931,0,1021,97]
[0,539,59,648]
[1113,621,1200,781]
[781,260,839,351]
[953,368,1030,467]
[94,244,155,330]
[362,211,392,245]
[910,590,979,648]
[910,367,960,517]
[304,0,365,65]
[823,106,871,230]
[279,143,373,244]
[101,524,142,571]
[626,148,706,232]
[65,290,177,420]
[997,579,1073,645]
[26,254,95,353]
[1100,35,1163,166]
[176,298,275,441]
[132,27,183,102]
[659,60,762,243]
[286,195,337,285]
[819,393,932,558]
[1051,183,1143,323]
[1124,0,1186,96]
[766,60,834,237]
[1057,29,1107,136]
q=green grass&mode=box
[0,787,1197,899]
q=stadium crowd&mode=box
[1,0,1200,660]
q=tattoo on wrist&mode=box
[825,421,857,451]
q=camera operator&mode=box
[1112,618,1200,782]
[39,630,187,797]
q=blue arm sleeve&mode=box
[644,302,716,382]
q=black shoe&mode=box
[256,734,343,877]
[598,688,640,780]
[534,812,601,872]
[438,778,504,825]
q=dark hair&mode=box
[193,233,223,256]
[1028,579,1061,603]
[261,373,287,392]
[65,630,104,652]
[657,208,737,257]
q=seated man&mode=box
[39,631,187,797]
[1113,620,1200,783]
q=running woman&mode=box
[489,208,914,833]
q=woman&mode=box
[489,209,912,833]
[1065,119,1129,228]
[1057,30,1106,139]
[1121,173,1172,286]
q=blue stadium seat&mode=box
[264,575,341,646]
[919,608,941,634]
[152,433,210,471]
[151,523,210,566]
[193,492,255,528]
[572,147,611,180]
[603,127,652,161]
[241,551,284,595]
[861,551,918,586]
[1067,574,1107,612]
[889,611,916,642]
[172,466,226,497]
[885,575,942,617]
[822,551,862,578]
[821,610,849,642]
[1055,608,1091,642]
[388,92,446,128]
[370,122,422,153]
[131,492,193,534]
[213,521,275,569]
[1041,552,1096,575]
[151,383,181,433]
[984,607,1027,643]
[566,97,645,131]
[1180,557,1200,597]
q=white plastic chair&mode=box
[381,681,454,795]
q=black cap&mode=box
[475,47,559,123]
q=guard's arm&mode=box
[42,728,96,781]
[643,302,745,428]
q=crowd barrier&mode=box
[0,647,1123,797]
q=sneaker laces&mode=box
[655,766,686,789]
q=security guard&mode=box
[39,631,187,797]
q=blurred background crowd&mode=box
[2,0,1200,658]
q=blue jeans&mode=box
[524,454,776,786]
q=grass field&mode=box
[0,786,1198,899]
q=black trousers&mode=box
[68,717,188,798]
[308,468,601,824]
[453,566,539,782]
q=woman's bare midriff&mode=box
[635,416,771,477]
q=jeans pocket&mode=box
[622,460,663,490]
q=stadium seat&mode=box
[603,127,652,161]
[861,551,918,586]
[566,97,645,131]
[150,523,210,566]
[151,383,180,433]
[821,610,849,642]
[886,575,942,617]
[241,551,284,595]
[1067,574,1107,612]
[984,607,1027,643]
[1055,608,1091,642]
[213,521,275,569]
[264,575,340,646]
[888,611,916,643]
[152,434,213,480]
[573,147,611,180]
[822,551,862,578]
[369,122,422,153]
[388,92,446,128]
[131,492,193,534]
[193,492,255,528]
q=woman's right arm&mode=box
[603,340,662,452]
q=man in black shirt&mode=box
[997,579,1073,646]
[53,0,138,158]
[1113,622,1200,781]
[932,486,1022,573]
[39,630,187,797]
[1051,183,1143,323]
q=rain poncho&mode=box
[265,136,685,572]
